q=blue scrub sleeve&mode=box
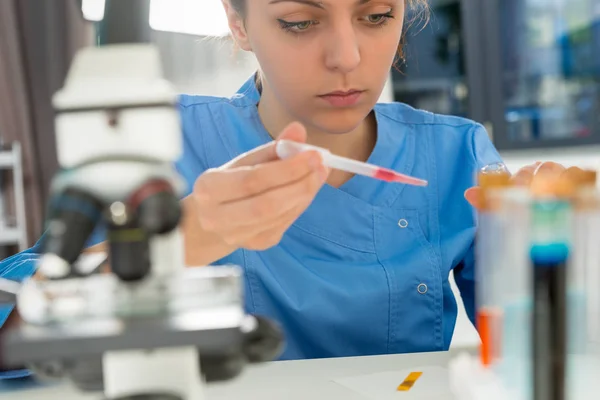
[174,102,211,198]
[454,244,477,327]
[0,226,104,321]
[0,238,44,380]
[471,123,504,171]
[454,124,505,328]
[0,230,107,380]
[0,237,44,324]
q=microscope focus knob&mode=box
[200,352,246,383]
[244,315,285,363]
[129,180,181,235]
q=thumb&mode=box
[227,122,307,168]
[464,187,482,210]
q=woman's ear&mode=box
[222,0,252,51]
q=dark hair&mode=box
[230,0,246,16]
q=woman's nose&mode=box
[324,25,361,74]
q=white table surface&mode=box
[0,347,476,400]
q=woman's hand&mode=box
[191,122,329,252]
[464,161,566,209]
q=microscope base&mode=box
[0,267,284,398]
[104,347,202,400]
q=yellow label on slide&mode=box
[397,371,423,391]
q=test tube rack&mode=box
[447,167,600,400]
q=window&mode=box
[82,0,230,37]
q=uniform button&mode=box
[417,283,428,294]
[398,219,409,228]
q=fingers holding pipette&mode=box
[216,189,323,251]
[191,121,330,252]
[197,150,324,203]
[196,162,327,233]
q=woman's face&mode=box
[227,0,405,134]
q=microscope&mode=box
[0,1,283,399]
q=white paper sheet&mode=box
[332,366,450,399]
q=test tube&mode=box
[529,174,574,400]
[496,183,532,396]
[576,171,600,355]
[475,171,511,368]
[566,168,599,398]
[564,169,594,350]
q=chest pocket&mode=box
[373,207,444,353]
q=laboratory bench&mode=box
[0,346,477,400]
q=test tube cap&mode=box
[560,166,594,188]
[581,169,597,186]
[567,168,599,209]
[478,171,511,188]
[480,162,509,175]
[477,171,511,211]
[561,166,584,181]
[558,167,597,187]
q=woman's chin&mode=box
[310,108,375,135]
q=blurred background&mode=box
[1,0,600,348]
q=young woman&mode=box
[0,0,556,363]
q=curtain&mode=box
[0,0,93,254]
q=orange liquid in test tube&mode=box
[477,307,503,367]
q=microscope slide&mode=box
[332,366,449,399]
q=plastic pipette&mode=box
[275,140,428,187]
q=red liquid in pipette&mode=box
[374,169,397,182]
[373,168,427,186]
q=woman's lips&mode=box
[318,90,364,107]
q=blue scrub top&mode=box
[0,76,503,363]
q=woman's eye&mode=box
[294,21,312,30]
[278,19,316,33]
[364,12,394,25]
[366,14,386,24]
